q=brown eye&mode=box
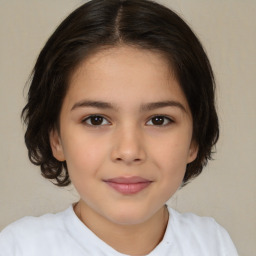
[83,115,110,126]
[152,116,165,125]
[146,116,173,126]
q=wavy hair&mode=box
[22,0,219,186]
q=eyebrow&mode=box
[140,101,187,113]
[71,100,187,113]
[71,100,114,111]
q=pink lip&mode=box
[104,176,152,195]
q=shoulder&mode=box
[166,207,238,255]
[169,207,219,232]
[1,207,69,235]
[0,207,73,255]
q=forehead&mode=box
[65,46,190,113]
[71,46,173,82]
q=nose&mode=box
[111,125,146,165]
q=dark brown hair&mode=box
[22,0,219,186]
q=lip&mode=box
[103,176,152,195]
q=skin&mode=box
[50,46,198,255]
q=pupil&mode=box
[153,116,164,125]
[91,116,103,125]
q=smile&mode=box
[104,176,152,195]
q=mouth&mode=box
[103,176,152,195]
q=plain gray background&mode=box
[0,1,255,255]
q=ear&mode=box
[187,140,198,164]
[49,129,65,161]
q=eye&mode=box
[146,116,173,126]
[82,115,110,126]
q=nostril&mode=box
[115,157,141,162]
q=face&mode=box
[50,46,197,226]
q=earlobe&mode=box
[187,142,198,163]
[49,129,65,161]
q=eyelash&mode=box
[146,115,174,126]
[82,115,174,127]
[82,115,111,126]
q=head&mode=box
[22,0,219,187]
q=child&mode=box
[0,0,238,255]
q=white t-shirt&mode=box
[0,206,238,256]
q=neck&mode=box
[74,202,169,255]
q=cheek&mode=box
[64,138,107,200]
[151,134,191,169]
[149,131,191,188]
[62,134,109,178]
[156,142,189,196]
